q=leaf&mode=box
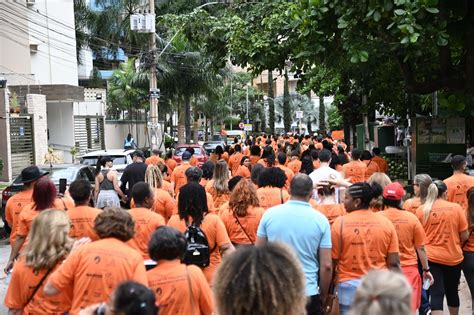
[309,0,321,6]
[384,0,394,12]
[359,50,369,62]
[338,19,349,29]
[400,36,409,44]
[373,10,382,21]
[410,33,419,43]
[437,36,448,46]
[350,55,359,63]
[425,7,439,14]
[394,9,406,15]
[386,22,395,29]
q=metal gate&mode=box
[10,115,34,176]
[74,116,105,155]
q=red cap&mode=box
[383,182,405,200]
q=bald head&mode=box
[289,174,313,200]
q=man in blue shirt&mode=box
[257,174,332,315]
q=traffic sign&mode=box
[239,122,245,129]
[296,111,303,119]
[244,124,253,131]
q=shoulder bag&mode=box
[25,265,55,306]
[233,212,254,245]
[324,217,343,315]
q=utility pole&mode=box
[148,0,160,151]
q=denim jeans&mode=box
[338,279,362,315]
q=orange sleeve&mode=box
[48,250,79,291]
[170,169,177,183]
[164,194,177,221]
[5,200,14,226]
[154,213,166,227]
[331,218,342,259]
[132,260,148,286]
[214,216,231,247]
[207,193,215,214]
[412,218,426,248]
[192,266,214,315]
[457,205,469,232]
[4,261,26,309]
[386,221,400,254]
[16,211,29,237]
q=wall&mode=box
[47,101,74,149]
[0,89,12,181]
[25,94,48,165]
[105,121,152,150]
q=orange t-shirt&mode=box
[5,256,71,314]
[17,197,75,237]
[372,156,388,173]
[127,207,165,260]
[403,197,421,214]
[170,163,192,194]
[221,152,229,163]
[152,188,177,222]
[315,203,346,226]
[415,199,468,265]
[444,173,474,210]
[205,181,230,210]
[68,205,101,241]
[287,159,302,174]
[161,180,174,197]
[364,160,380,180]
[379,207,426,266]
[147,260,213,315]
[342,160,367,183]
[167,213,231,284]
[5,189,33,245]
[249,155,261,166]
[48,237,147,315]
[331,210,399,282]
[219,204,265,245]
[228,152,244,176]
[234,165,251,178]
[464,224,474,252]
[145,155,164,166]
[275,164,294,189]
[165,159,177,172]
[190,156,198,166]
[256,187,290,210]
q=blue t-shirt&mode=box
[257,200,332,296]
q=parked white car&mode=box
[79,149,135,174]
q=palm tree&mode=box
[275,92,317,134]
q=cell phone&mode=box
[59,178,67,195]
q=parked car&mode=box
[172,144,208,168]
[1,164,96,232]
[79,149,135,174]
[203,141,226,154]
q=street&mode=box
[0,240,471,314]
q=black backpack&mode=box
[183,222,211,267]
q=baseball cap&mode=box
[185,167,202,182]
[133,150,145,159]
[383,182,405,201]
[182,151,192,161]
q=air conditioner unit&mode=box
[26,0,35,6]
[130,14,145,31]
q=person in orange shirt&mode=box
[5,166,46,246]
[258,146,277,168]
[403,174,432,214]
[341,148,367,183]
[361,150,380,180]
[164,150,177,173]
[167,182,234,284]
[366,172,391,212]
[256,167,290,210]
[210,145,225,164]
[415,181,469,315]
[228,144,244,176]
[67,179,101,240]
[379,182,433,312]
[170,150,193,194]
[187,147,198,166]
[463,188,474,311]
[206,160,231,210]
[5,177,75,273]
[200,161,214,187]
[276,152,294,189]
[5,210,73,314]
[235,156,251,178]
[147,226,213,315]
[444,155,474,211]
[145,149,164,166]
[127,183,165,261]
[332,182,401,313]
[249,145,261,166]
[219,179,265,246]
[287,150,302,174]
[144,165,176,222]
[372,147,388,173]
[44,208,148,315]
[314,184,345,226]
[179,166,216,214]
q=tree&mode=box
[319,95,326,132]
[267,70,275,134]
[283,69,291,132]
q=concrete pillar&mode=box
[25,94,48,165]
[0,89,12,181]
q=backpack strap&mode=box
[280,189,284,204]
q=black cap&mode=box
[451,155,466,169]
[16,166,48,184]
[185,167,203,182]
[133,150,145,159]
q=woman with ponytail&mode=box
[331,182,401,315]
[415,180,470,315]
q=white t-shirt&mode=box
[309,165,342,184]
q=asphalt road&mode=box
[0,240,471,314]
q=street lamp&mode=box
[246,82,251,124]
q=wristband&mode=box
[423,268,430,272]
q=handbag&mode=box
[324,218,343,315]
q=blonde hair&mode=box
[145,165,163,189]
[25,209,72,272]
[351,270,412,315]
[414,174,432,203]
[212,160,230,194]
[367,172,391,210]
[422,183,439,222]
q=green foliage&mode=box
[327,105,343,130]
[283,69,291,132]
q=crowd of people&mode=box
[2,132,474,315]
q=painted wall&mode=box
[47,101,74,148]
